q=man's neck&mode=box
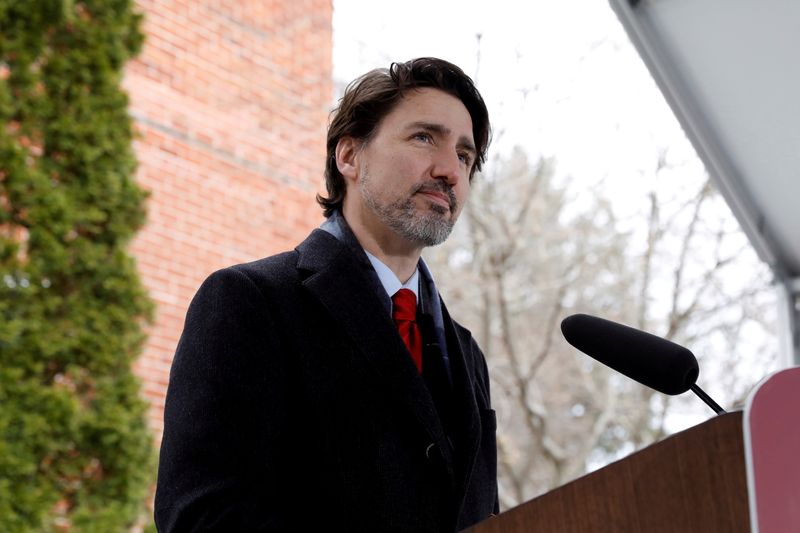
[340,208,422,284]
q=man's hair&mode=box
[317,57,492,217]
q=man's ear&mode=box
[335,136,361,183]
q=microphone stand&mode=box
[690,384,726,415]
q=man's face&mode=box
[343,88,476,248]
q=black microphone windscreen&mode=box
[560,314,699,395]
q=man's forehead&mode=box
[388,89,474,137]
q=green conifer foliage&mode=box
[0,1,154,530]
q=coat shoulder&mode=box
[229,250,301,287]
[219,228,342,290]
[185,251,301,314]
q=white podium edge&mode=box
[742,366,800,533]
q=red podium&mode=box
[744,366,800,532]
[466,367,800,533]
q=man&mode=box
[155,57,497,532]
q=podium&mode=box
[466,367,800,533]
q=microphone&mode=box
[560,314,725,414]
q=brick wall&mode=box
[124,0,333,441]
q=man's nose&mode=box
[431,148,463,185]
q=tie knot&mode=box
[392,288,417,322]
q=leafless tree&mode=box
[426,146,778,509]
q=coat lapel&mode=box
[295,230,455,475]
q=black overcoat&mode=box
[154,228,498,532]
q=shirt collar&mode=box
[363,250,419,300]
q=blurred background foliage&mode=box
[0,0,154,530]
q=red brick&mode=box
[127,0,333,444]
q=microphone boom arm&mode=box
[690,384,726,415]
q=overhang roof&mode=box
[609,0,800,283]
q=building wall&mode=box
[124,0,333,440]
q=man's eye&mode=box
[413,132,432,142]
[458,152,472,166]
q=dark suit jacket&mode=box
[154,228,498,532]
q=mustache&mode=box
[413,182,457,211]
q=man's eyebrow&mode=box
[407,121,477,155]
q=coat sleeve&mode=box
[154,266,296,531]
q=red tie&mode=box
[392,288,423,373]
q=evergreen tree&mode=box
[0,1,154,529]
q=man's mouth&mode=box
[415,185,456,212]
[417,190,451,210]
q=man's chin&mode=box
[404,215,455,246]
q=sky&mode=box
[331,0,702,219]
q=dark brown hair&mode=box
[317,57,491,217]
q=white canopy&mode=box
[609,0,800,364]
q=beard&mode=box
[359,168,458,247]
